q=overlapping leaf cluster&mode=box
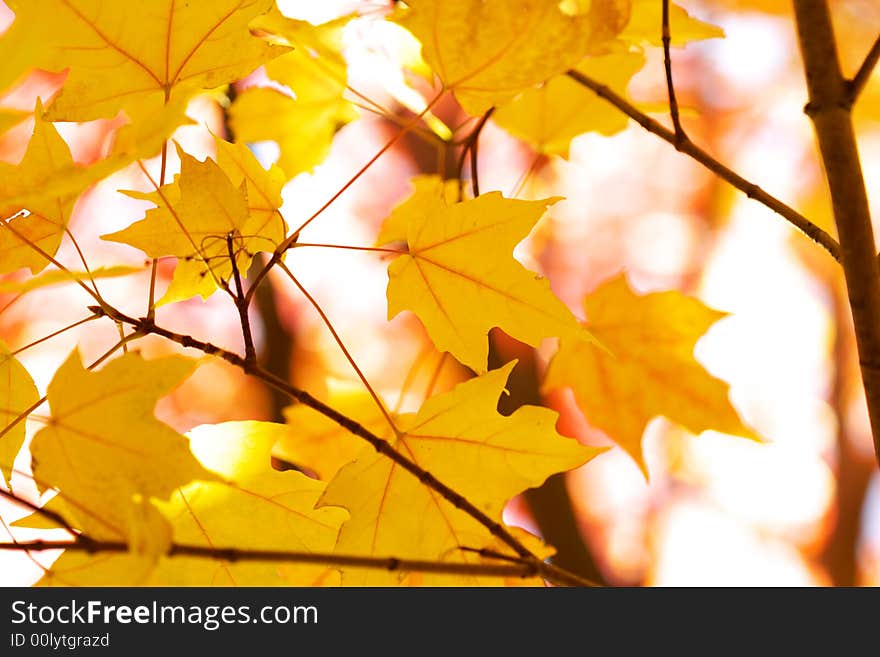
[0,0,756,586]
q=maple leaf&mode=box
[621,0,724,46]
[380,186,592,373]
[543,275,759,475]
[493,50,646,158]
[104,144,286,303]
[150,421,347,586]
[29,350,217,547]
[311,363,602,584]
[0,341,39,482]
[392,0,631,115]
[0,0,284,123]
[0,103,78,275]
[230,14,357,178]
[0,98,191,216]
[35,421,347,586]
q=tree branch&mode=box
[86,305,599,586]
[793,0,880,465]
[564,70,841,262]
[847,33,880,107]
[0,538,544,581]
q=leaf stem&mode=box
[277,261,400,435]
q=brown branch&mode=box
[847,33,880,107]
[86,305,601,586]
[564,70,841,263]
[457,107,495,198]
[794,1,880,466]
[0,538,541,581]
[662,0,686,141]
[227,233,256,366]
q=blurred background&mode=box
[1,0,879,585]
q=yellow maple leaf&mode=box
[29,350,217,546]
[0,340,39,482]
[149,422,347,586]
[0,98,191,216]
[392,0,631,115]
[36,421,347,586]
[493,49,646,157]
[230,14,357,179]
[382,188,591,373]
[314,363,602,584]
[0,103,78,275]
[0,0,283,122]
[543,274,759,476]
[104,144,286,303]
[621,0,724,46]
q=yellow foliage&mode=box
[0,0,283,122]
[493,49,646,157]
[393,0,631,114]
[29,351,215,548]
[382,186,593,373]
[314,363,602,584]
[0,341,38,482]
[544,275,759,476]
[230,14,357,178]
[104,144,286,303]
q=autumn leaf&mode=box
[381,187,592,373]
[29,350,217,547]
[0,103,78,275]
[621,0,724,46]
[35,421,347,586]
[0,0,284,123]
[543,275,759,475]
[149,422,347,586]
[230,14,357,178]
[312,363,602,584]
[104,144,286,304]
[392,0,631,114]
[0,340,39,482]
[493,49,646,157]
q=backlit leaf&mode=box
[543,275,759,476]
[382,188,593,373]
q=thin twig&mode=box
[10,315,99,356]
[277,261,399,434]
[0,489,77,537]
[847,33,880,107]
[662,0,686,141]
[0,538,543,581]
[456,107,495,198]
[564,70,841,262]
[227,233,256,366]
